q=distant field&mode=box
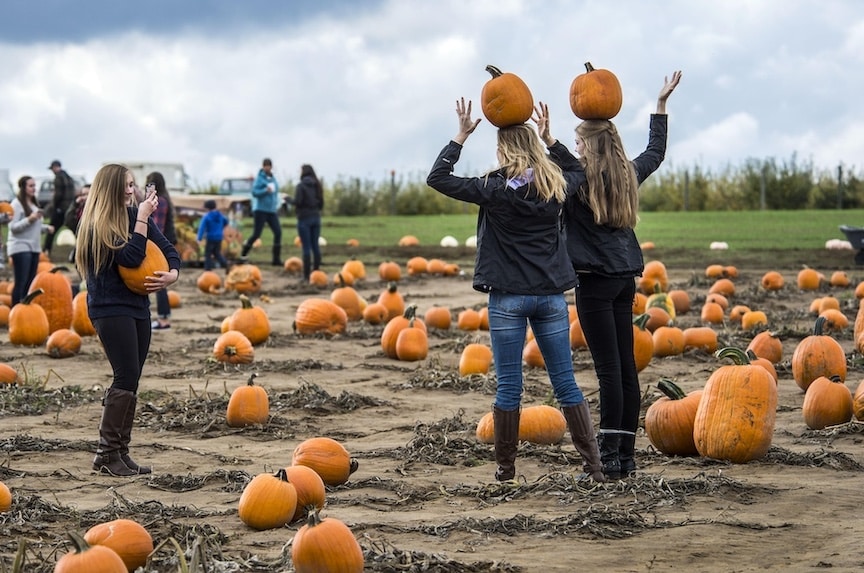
[233,210,864,270]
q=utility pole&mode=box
[390,170,397,215]
[760,164,767,210]
[683,170,689,211]
[837,164,843,209]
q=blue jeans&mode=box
[574,274,640,433]
[10,251,39,306]
[488,291,584,411]
[297,214,322,277]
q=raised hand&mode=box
[454,98,482,144]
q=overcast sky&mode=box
[1,0,862,190]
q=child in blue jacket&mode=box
[197,199,229,270]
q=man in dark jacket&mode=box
[44,159,77,257]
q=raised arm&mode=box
[656,70,682,115]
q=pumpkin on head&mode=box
[569,62,623,120]
[481,65,534,128]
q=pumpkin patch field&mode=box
[0,252,863,571]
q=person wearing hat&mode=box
[197,198,230,271]
[44,159,77,258]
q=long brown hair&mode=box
[576,120,638,228]
[16,176,35,216]
[493,124,566,202]
[74,164,133,278]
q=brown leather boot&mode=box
[119,391,151,474]
[561,402,606,483]
[493,405,520,481]
[92,388,137,477]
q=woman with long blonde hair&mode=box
[541,70,682,480]
[76,163,181,476]
[427,98,604,484]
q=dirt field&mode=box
[0,251,862,572]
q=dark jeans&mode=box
[10,251,40,306]
[154,289,170,320]
[488,290,584,411]
[297,214,321,277]
[203,239,228,270]
[574,274,640,433]
[242,211,282,261]
[93,316,151,393]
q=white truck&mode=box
[0,168,13,203]
[106,161,190,196]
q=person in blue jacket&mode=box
[75,164,181,476]
[426,98,604,483]
[240,157,282,265]
[197,199,229,271]
[540,70,682,480]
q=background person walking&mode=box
[293,163,324,280]
[239,158,282,266]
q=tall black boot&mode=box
[92,388,137,477]
[271,243,282,266]
[302,254,312,281]
[618,431,637,477]
[119,392,151,475]
[493,405,520,481]
[561,402,606,483]
[597,431,622,480]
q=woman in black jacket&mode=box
[427,98,604,483]
[294,164,324,280]
[542,70,682,480]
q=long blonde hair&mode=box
[576,120,638,228]
[494,124,567,202]
[75,164,134,278]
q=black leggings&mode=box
[574,274,640,433]
[93,316,151,393]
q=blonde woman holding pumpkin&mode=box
[427,98,604,483]
[539,70,682,479]
[75,164,181,476]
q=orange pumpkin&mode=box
[226,373,269,427]
[746,330,783,364]
[708,278,735,297]
[522,338,545,369]
[283,464,327,523]
[457,308,482,331]
[644,379,703,456]
[426,258,447,275]
[291,510,364,573]
[652,325,685,357]
[54,531,126,573]
[308,269,328,288]
[747,349,778,385]
[760,271,785,291]
[424,306,452,330]
[693,347,777,463]
[294,298,348,335]
[8,289,50,346]
[740,310,768,332]
[330,277,364,322]
[46,328,82,358]
[797,267,822,291]
[480,64,534,128]
[238,468,298,530]
[28,266,73,333]
[830,270,850,288]
[213,330,255,364]
[377,281,405,322]
[0,480,10,512]
[292,437,359,486]
[398,235,420,247]
[378,260,402,282]
[667,289,691,315]
[341,257,366,281]
[283,256,303,274]
[0,363,20,385]
[853,380,864,421]
[475,404,567,445]
[406,256,428,275]
[83,518,154,573]
[459,343,493,376]
[380,305,426,358]
[362,302,388,325]
[569,61,623,120]
[682,326,718,353]
[632,314,654,372]
[117,240,169,296]
[802,375,853,430]
[791,316,847,392]
[196,270,222,294]
[395,318,429,362]
[71,291,96,337]
[227,294,271,345]
[225,263,263,294]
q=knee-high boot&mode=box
[493,405,520,481]
[561,402,606,483]
[271,243,282,266]
[597,431,622,480]
[119,392,151,475]
[618,431,637,477]
[92,388,137,477]
[302,254,312,280]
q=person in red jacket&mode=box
[75,164,181,476]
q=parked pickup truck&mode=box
[172,177,254,216]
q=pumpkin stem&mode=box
[584,62,595,72]
[485,65,503,78]
[305,508,324,528]
[246,372,258,386]
[387,281,399,294]
[21,288,44,305]
[714,346,749,365]
[656,378,687,400]
[633,313,651,330]
[349,458,359,475]
[66,530,91,554]
[813,315,827,336]
[274,467,289,481]
[239,294,253,309]
[49,266,69,274]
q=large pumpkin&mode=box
[227,294,271,345]
[283,464,327,523]
[459,343,493,376]
[292,437,359,486]
[28,266,73,333]
[644,379,703,456]
[291,510,364,573]
[226,373,269,427]
[475,404,567,445]
[480,65,533,128]
[569,61,623,120]
[381,305,426,358]
[46,328,82,359]
[213,330,255,364]
[693,347,777,463]
[83,518,154,572]
[395,318,428,362]
[196,270,222,294]
[802,375,853,430]
[71,291,96,336]
[117,240,169,296]
[238,468,298,530]
[791,316,847,392]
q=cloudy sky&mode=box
[1,0,862,190]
